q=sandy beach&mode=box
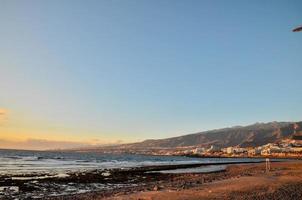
[68,161,302,200]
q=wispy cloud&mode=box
[0,108,8,124]
[0,109,7,116]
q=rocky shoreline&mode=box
[0,160,300,200]
[101,161,302,200]
[0,160,266,199]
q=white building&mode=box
[226,147,234,154]
[193,148,205,154]
[207,145,220,153]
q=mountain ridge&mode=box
[118,121,302,149]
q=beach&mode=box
[1,150,274,199]
[0,150,301,199]
[59,161,302,200]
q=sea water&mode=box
[0,149,268,175]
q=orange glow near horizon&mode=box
[0,108,131,150]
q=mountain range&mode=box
[117,121,302,149]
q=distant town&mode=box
[78,138,302,159]
[163,138,302,158]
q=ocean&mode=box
[0,149,266,175]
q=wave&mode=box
[0,149,270,176]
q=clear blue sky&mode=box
[0,0,302,147]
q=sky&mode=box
[0,0,302,150]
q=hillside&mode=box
[119,121,302,149]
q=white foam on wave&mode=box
[11,173,70,180]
